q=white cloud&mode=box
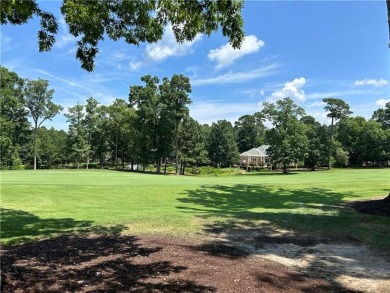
[268,77,306,101]
[306,100,326,108]
[353,78,388,87]
[305,88,383,100]
[55,33,76,49]
[305,110,329,125]
[145,25,202,62]
[208,35,265,69]
[190,101,258,125]
[129,60,142,71]
[54,16,77,49]
[192,64,278,86]
[375,99,390,107]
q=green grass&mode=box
[1,168,389,250]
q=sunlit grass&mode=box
[1,168,389,248]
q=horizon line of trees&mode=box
[1,66,390,173]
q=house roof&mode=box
[240,145,270,157]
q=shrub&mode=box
[196,166,242,176]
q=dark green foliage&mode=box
[261,98,307,173]
[372,101,390,129]
[337,117,389,166]
[36,127,68,168]
[208,120,239,167]
[107,99,136,169]
[322,97,352,169]
[0,66,31,169]
[300,116,328,170]
[129,74,191,173]
[65,103,89,169]
[178,116,208,174]
[234,112,265,153]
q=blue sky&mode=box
[1,1,389,130]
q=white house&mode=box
[239,145,271,167]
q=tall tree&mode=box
[23,79,63,170]
[261,97,307,173]
[338,117,388,166]
[234,112,265,153]
[90,105,110,169]
[208,120,239,167]
[84,97,100,169]
[178,116,208,174]
[0,66,31,169]
[129,74,192,173]
[322,97,352,169]
[300,115,328,170]
[107,99,136,169]
[160,74,192,174]
[129,75,164,172]
[65,103,89,169]
[1,0,244,71]
[337,116,365,166]
[36,127,68,168]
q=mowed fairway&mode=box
[1,169,389,250]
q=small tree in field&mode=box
[24,79,63,170]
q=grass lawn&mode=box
[1,168,389,250]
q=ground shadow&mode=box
[238,171,299,176]
[177,184,390,292]
[1,235,215,292]
[0,208,126,244]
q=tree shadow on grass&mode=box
[0,208,126,245]
[1,235,215,293]
[238,171,299,176]
[177,185,390,291]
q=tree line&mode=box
[1,66,389,173]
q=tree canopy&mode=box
[1,64,389,171]
[261,97,307,173]
[322,97,352,169]
[1,0,244,71]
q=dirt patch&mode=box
[253,243,390,293]
[201,222,390,293]
[1,234,357,293]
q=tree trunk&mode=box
[181,161,186,175]
[164,158,167,174]
[175,124,179,175]
[328,117,334,170]
[156,158,161,173]
[100,151,104,169]
[115,131,118,170]
[33,122,38,170]
[283,163,288,173]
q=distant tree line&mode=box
[1,66,390,173]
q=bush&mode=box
[196,166,242,176]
